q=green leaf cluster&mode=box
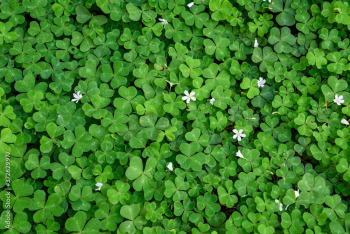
[1,0,350,233]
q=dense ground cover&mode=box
[1,0,350,233]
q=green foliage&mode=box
[1,0,350,233]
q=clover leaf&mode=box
[125,157,156,191]
[29,190,64,223]
[65,211,101,233]
[0,212,31,234]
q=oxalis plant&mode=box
[1,0,350,233]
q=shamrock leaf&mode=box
[321,76,348,102]
[65,211,101,233]
[204,36,230,61]
[61,125,92,157]
[29,191,64,223]
[306,48,327,69]
[297,173,330,208]
[270,0,296,26]
[217,180,238,208]
[0,21,17,44]
[176,142,206,171]
[165,177,189,201]
[25,154,51,179]
[69,185,95,211]
[209,0,233,21]
[95,203,123,231]
[0,212,31,234]
[197,192,221,217]
[268,27,296,53]
[0,179,33,213]
[125,157,156,191]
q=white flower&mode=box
[285,205,289,210]
[254,39,259,48]
[210,98,215,105]
[295,189,300,199]
[182,90,196,104]
[159,18,168,27]
[257,77,266,88]
[263,0,272,2]
[275,199,283,211]
[187,2,194,7]
[236,150,244,158]
[334,94,345,105]
[341,118,349,125]
[167,162,173,171]
[233,129,246,141]
[71,91,83,103]
[95,182,103,191]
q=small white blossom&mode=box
[341,118,349,125]
[233,129,246,141]
[295,189,300,199]
[275,199,283,211]
[254,39,259,48]
[159,18,168,27]
[187,2,194,7]
[167,162,173,171]
[182,90,196,104]
[95,182,103,191]
[263,0,272,2]
[236,150,244,158]
[210,98,215,105]
[334,94,345,105]
[285,205,289,210]
[71,91,83,103]
[257,77,266,88]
